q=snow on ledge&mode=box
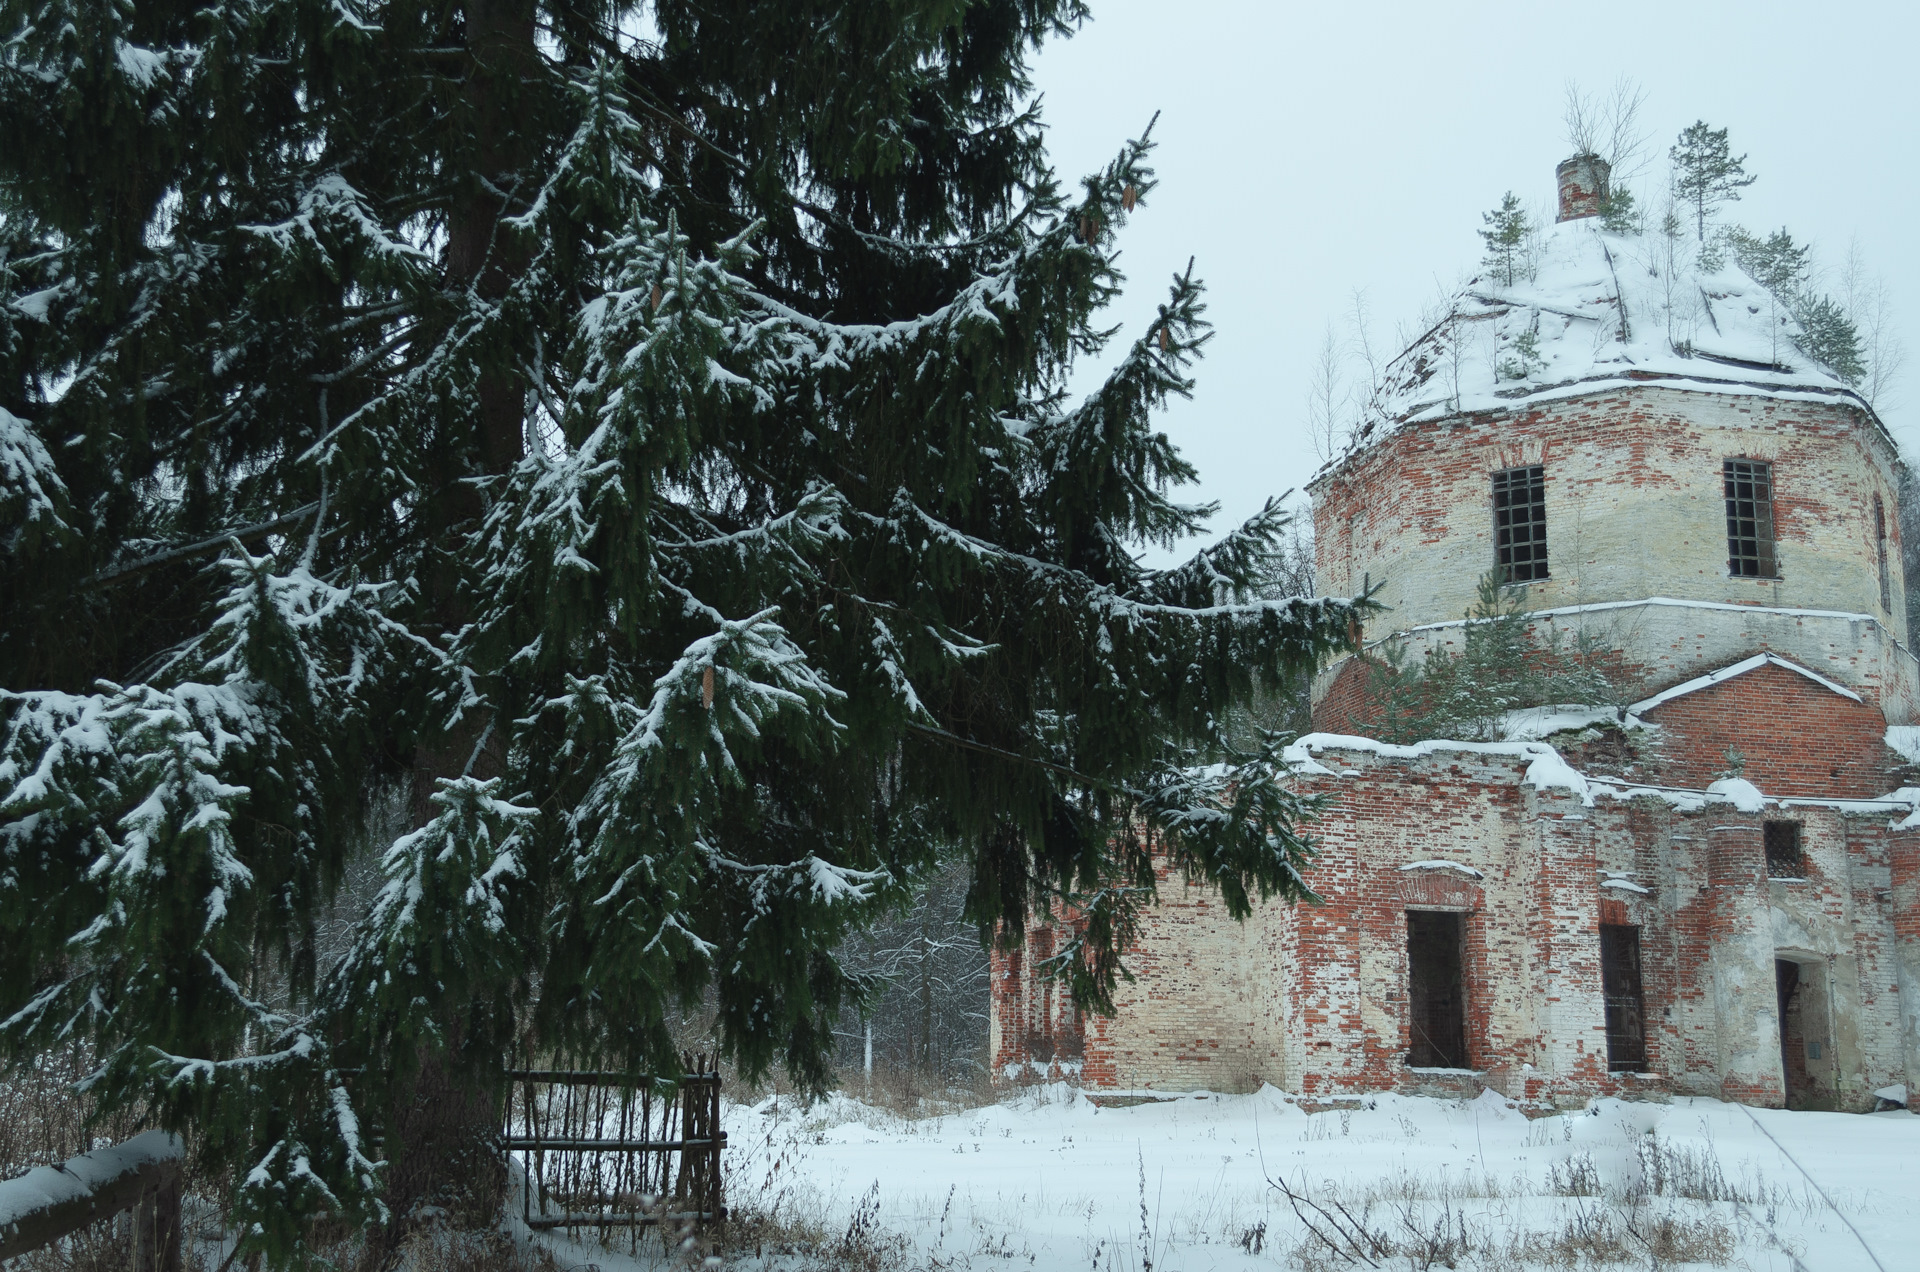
[1502,704,1646,740]
[1284,733,1592,804]
[1397,860,1484,879]
[1627,653,1862,717]
[1705,777,1767,812]
[1397,595,1886,639]
[1599,871,1651,895]
[0,1129,181,1238]
[1288,736,1920,822]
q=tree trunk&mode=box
[382,0,536,1252]
[378,1057,507,1251]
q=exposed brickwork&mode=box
[1635,660,1902,796]
[1556,154,1609,222]
[992,379,1920,1111]
[992,744,1920,1110]
[1308,387,1915,724]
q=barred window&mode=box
[1492,465,1549,582]
[1765,821,1805,879]
[1724,459,1778,578]
[1876,495,1892,611]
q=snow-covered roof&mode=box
[1285,732,1920,821]
[1626,652,1862,716]
[1322,215,1879,472]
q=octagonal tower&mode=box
[1309,159,1915,788]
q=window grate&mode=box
[1876,495,1892,612]
[1765,821,1804,879]
[1492,465,1549,582]
[1724,459,1777,578]
[1599,924,1648,1072]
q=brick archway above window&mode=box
[1394,864,1484,910]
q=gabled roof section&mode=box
[1627,653,1862,717]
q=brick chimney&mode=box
[1556,154,1611,222]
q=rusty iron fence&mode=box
[502,1055,725,1239]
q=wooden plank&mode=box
[0,1130,183,1262]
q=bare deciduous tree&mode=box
[1839,238,1907,411]
[835,860,989,1094]
[1563,77,1651,180]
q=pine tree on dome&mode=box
[1478,192,1531,287]
[0,0,1361,1256]
[1669,121,1757,243]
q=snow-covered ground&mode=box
[539,1085,1920,1271]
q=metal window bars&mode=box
[1492,466,1549,582]
[503,1053,725,1245]
[1724,458,1778,578]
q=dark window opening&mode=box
[1765,821,1805,879]
[1492,465,1549,582]
[1876,496,1892,611]
[1406,910,1469,1069]
[1599,924,1648,1072]
[1724,458,1778,578]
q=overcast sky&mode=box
[1028,0,1919,569]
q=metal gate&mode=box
[503,1054,725,1238]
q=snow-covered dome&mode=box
[1346,212,1869,453]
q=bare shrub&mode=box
[828,1182,911,1272]
[383,1225,563,1272]
[0,1045,143,1178]
[1547,1152,1602,1197]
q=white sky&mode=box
[1029,0,1919,570]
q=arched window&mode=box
[1875,495,1892,611]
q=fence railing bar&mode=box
[505,1070,719,1087]
[503,1136,727,1152]
[523,1211,716,1229]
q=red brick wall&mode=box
[1639,661,1899,797]
[1311,657,1378,735]
[995,741,1918,1110]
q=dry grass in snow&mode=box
[649,1084,1915,1272]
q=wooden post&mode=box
[134,1167,183,1272]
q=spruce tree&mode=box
[0,0,1360,1256]
[1478,192,1530,287]
[1669,121,1756,242]
[1599,186,1640,234]
[1794,294,1866,385]
[1726,226,1811,296]
[1364,573,1616,744]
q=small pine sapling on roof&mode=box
[1726,225,1812,365]
[1670,121,1757,243]
[1725,226,1812,297]
[1497,323,1547,383]
[1479,192,1532,287]
[1599,186,1640,234]
[1364,572,1617,744]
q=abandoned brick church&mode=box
[992,155,1920,1111]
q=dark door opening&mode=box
[1775,959,1803,1105]
[1600,924,1648,1072]
[1406,910,1468,1069]
[1774,957,1836,1109]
